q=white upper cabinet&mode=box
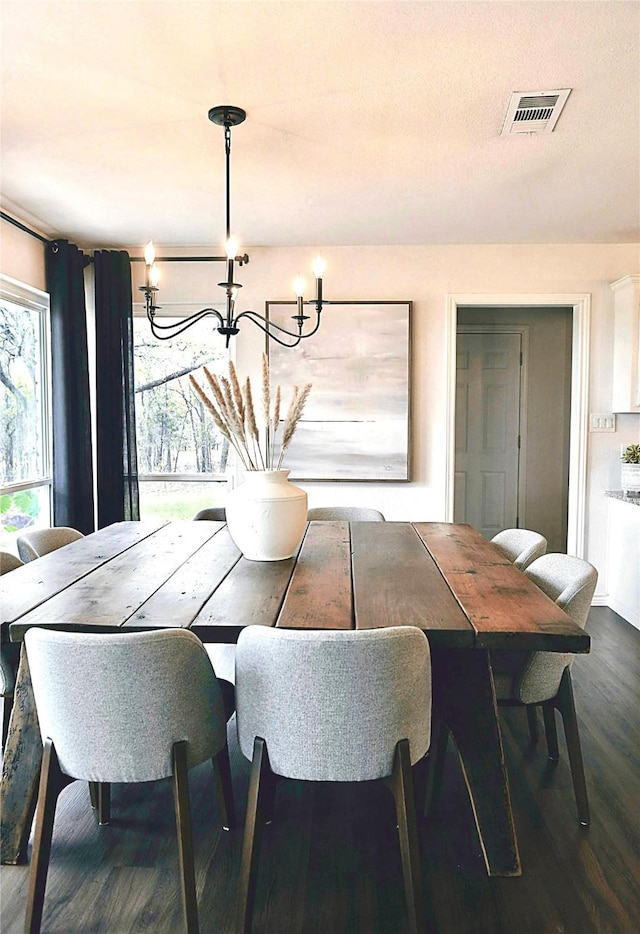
[611,275,640,414]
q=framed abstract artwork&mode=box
[266,300,411,481]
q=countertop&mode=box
[605,490,640,506]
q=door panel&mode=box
[455,331,522,538]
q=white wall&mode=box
[0,217,46,289]
[131,241,640,603]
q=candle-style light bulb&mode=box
[226,236,238,260]
[312,255,326,279]
[293,275,305,317]
[312,255,325,309]
[143,240,156,289]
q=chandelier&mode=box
[139,105,328,347]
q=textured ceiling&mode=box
[1,1,638,250]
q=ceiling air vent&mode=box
[500,88,571,136]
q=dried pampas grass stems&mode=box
[190,353,311,471]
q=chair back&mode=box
[1,551,24,574]
[514,554,598,703]
[491,528,547,570]
[236,626,431,782]
[25,628,228,783]
[193,507,226,521]
[307,506,385,521]
[17,527,84,563]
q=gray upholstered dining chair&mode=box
[193,507,226,521]
[23,627,235,934]
[235,625,432,934]
[491,528,547,570]
[0,550,23,574]
[307,506,386,521]
[492,554,597,824]
[0,551,24,748]
[17,526,84,563]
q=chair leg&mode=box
[424,712,448,818]
[88,782,111,823]
[526,706,539,742]
[212,745,235,831]
[24,739,72,934]
[555,669,590,826]
[237,737,272,934]
[2,692,13,750]
[542,706,560,760]
[97,783,111,825]
[172,741,199,934]
[261,768,279,827]
[384,739,426,934]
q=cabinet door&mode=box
[611,275,640,414]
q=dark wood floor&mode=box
[1,607,639,933]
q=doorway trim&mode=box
[446,293,591,557]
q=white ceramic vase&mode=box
[225,469,307,561]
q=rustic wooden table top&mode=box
[1,520,589,654]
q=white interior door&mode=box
[454,330,523,538]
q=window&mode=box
[0,275,52,549]
[132,306,230,520]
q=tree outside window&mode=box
[132,312,230,519]
[0,276,52,548]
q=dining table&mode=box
[0,519,590,875]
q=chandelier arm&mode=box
[232,310,305,348]
[148,308,225,340]
[234,307,322,341]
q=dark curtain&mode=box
[94,250,140,527]
[46,240,95,534]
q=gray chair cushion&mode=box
[193,507,226,521]
[17,527,84,563]
[25,628,229,783]
[491,528,547,571]
[307,506,385,521]
[0,551,24,574]
[236,626,431,782]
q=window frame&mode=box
[0,273,53,525]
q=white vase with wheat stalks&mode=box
[190,355,311,561]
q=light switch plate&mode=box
[589,414,616,432]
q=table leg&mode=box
[1,643,42,864]
[430,646,521,877]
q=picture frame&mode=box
[266,300,411,481]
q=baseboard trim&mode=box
[606,596,640,630]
